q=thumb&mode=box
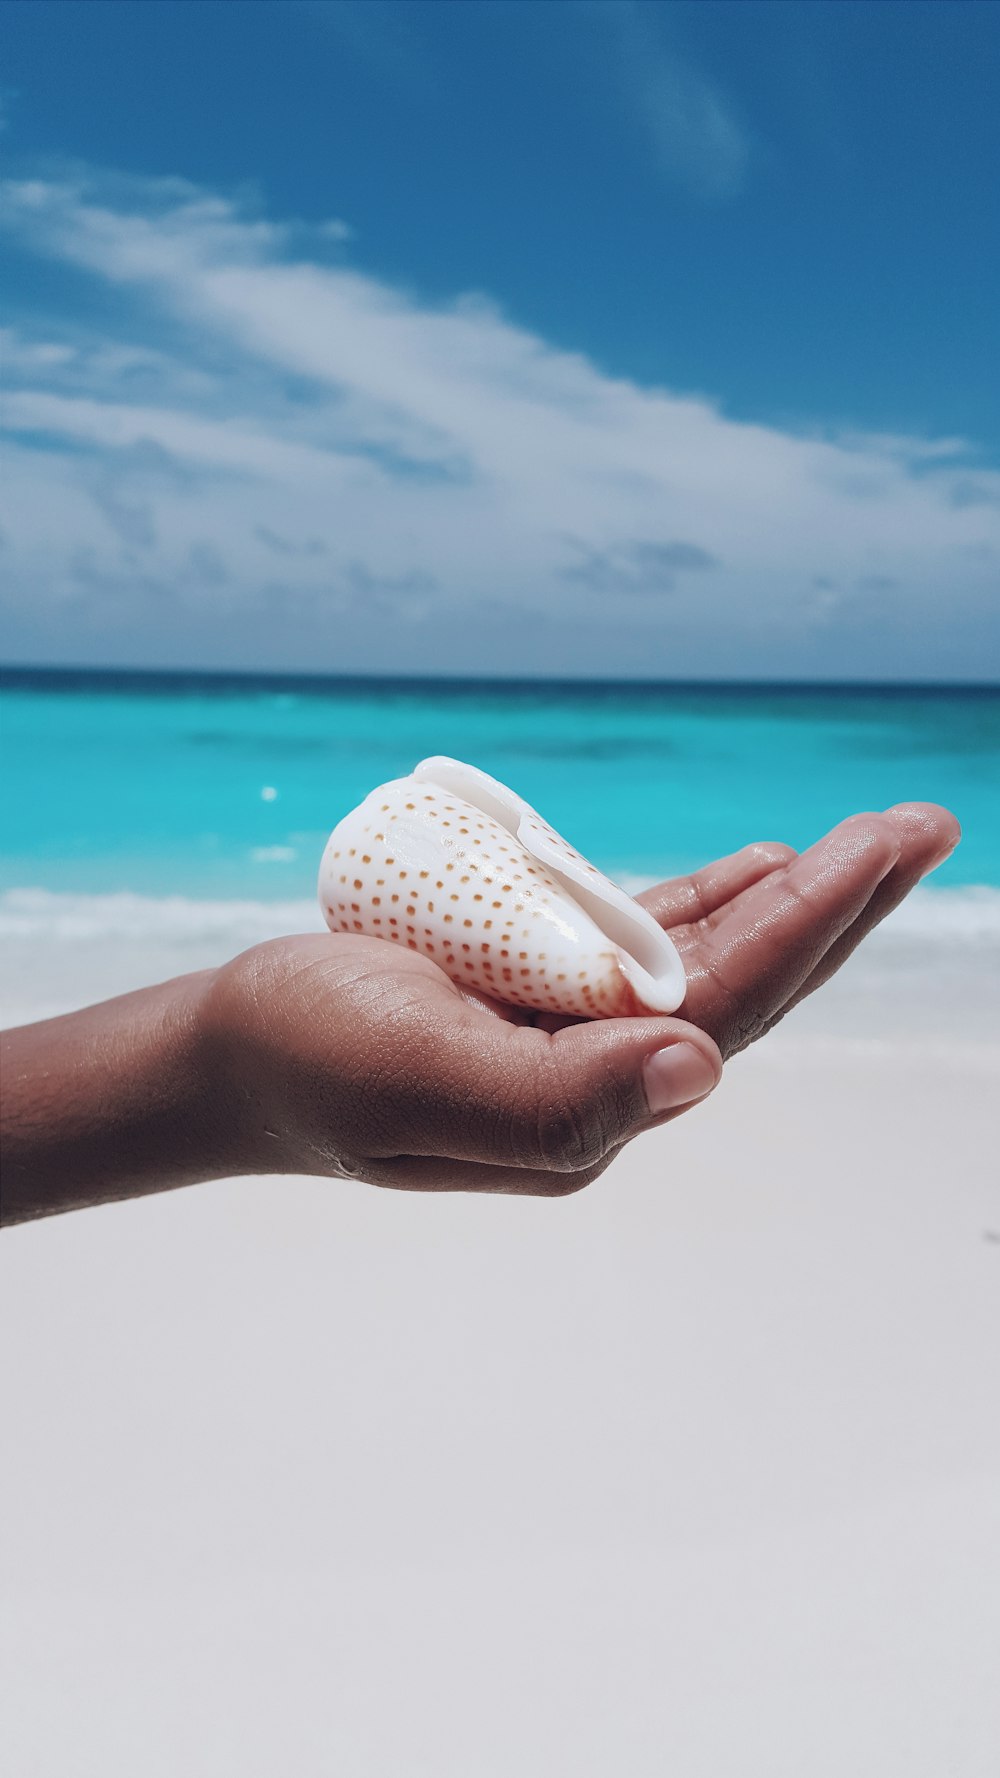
[383,1009,723,1174]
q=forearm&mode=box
[0,970,236,1225]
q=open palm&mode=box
[207,800,958,1197]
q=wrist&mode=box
[196,936,355,1181]
[194,947,304,1180]
[190,965,260,1181]
[177,966,253,1183]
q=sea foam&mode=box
[2,883,998,943]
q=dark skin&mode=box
[0,802,959,1225]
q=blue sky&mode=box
[1,0,998,678]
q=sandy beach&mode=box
[1,899,998,1775]
[4,0,998,1760]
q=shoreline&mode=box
[2,881,998,1043]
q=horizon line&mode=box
[1,662,998,695]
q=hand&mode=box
[636,801,961,1058]
[0,801,959,1222]
[203,801,957,1199]
[203,935,723,1198]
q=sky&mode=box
[1,0,998,680]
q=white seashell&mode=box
[318,757,686,1020]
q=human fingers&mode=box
[636,841,797,929]
[777,802,960,1020]
[336,980,724,1175]
[677,813,901,1054]
[209,934,722,1184]
[351,1074,715,1193]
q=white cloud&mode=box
[0,168,997,678]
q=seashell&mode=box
[318,756,685,1020]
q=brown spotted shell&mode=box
[318,756,686,1019]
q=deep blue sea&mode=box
[1,670,998,907]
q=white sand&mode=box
[1,906,998,1775]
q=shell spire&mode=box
[318,756,686,1019]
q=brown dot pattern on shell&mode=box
[319,777,649,1018]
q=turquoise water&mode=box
[1,669,997,899]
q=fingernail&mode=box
[643,1042,719,1115]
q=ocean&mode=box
[1,670,998,964]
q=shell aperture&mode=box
[317,756,686,1019]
